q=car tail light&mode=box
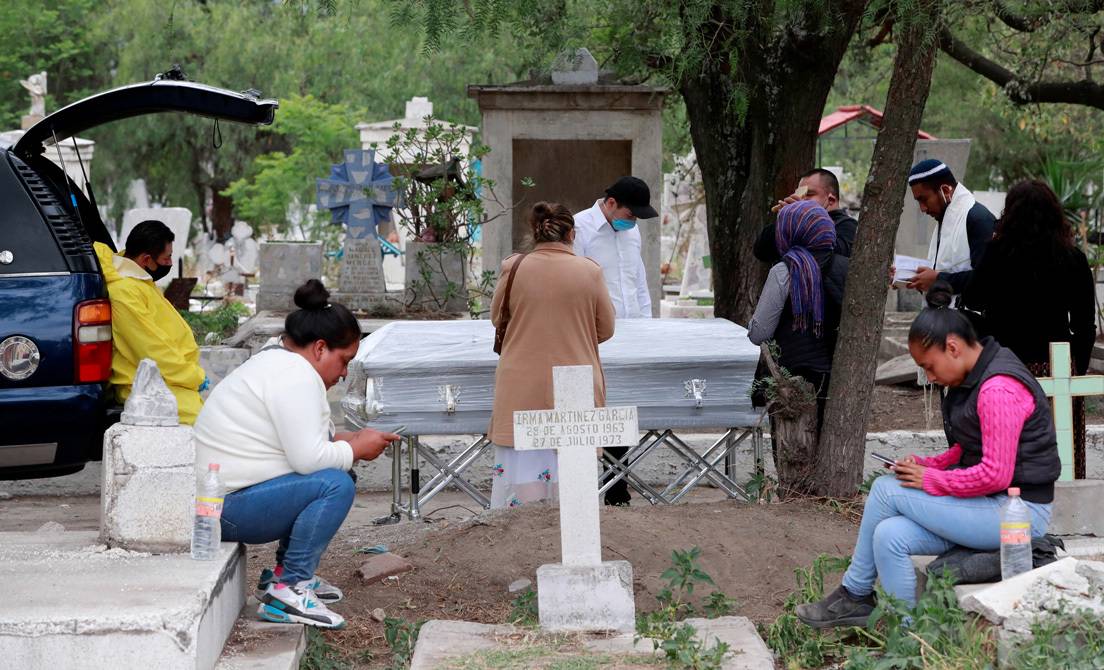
[75,299,112,383]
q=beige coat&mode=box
[488,242,616,446]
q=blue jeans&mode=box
[841,475,1051,606]
[220,469,355,584]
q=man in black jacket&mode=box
[753,168,858,264]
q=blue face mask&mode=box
[611,218,636,232]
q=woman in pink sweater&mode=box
[797,282,1060,628]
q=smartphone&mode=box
[871,452,896,467]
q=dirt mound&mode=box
[312,499,858,666]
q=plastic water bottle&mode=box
[191,463,225,560]
[1000,487,1033,580]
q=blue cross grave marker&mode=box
[316,149,399,240]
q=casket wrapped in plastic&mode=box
[342,319,759,434]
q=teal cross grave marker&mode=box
[1034,341,1099,482]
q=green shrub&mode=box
[179,301,250,345]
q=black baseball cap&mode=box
[604,176,659,219]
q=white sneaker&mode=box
[298,575,344,604]
[256,583,346,629]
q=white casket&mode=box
[342,318,759,435]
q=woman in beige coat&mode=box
[488,201,616,508]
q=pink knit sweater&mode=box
[915,375,1036,497]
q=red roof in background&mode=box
[819,104,935,140]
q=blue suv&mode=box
[0,75,276,479]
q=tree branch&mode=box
[940,27,1104,110]
[992,0,1041,32]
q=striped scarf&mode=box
[775,200,837,335]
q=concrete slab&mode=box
[409,620,517,670]
[959,557,1079,624]
[0,531,245,669]
[536,560,635,633]
[1062,536,1104,558]
[680,617,775,670]
[216,605,305,670]
[411,616,773,670]
[100,423,195,552]
[1050,479,1104,536]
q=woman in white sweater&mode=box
[195,280,399,629]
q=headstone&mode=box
[230,220,260,275]
[513,365,637,632]
[551,48,600,86]
[256,241,324,311]
[120,207,192,289]
[334,237,391,311]
[101,361,194,552]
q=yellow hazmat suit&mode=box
[94,242,203,424]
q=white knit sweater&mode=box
[194,348,353,492]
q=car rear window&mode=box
[0,152,91,275]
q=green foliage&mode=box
[22,0,527,236]
[0,0,108,128]
[636,547,734,670]
[508,587,538,627]
[847,572,994,669]
[1006,607,1104,669]
[764,554,854,668]
[179,300,250,345]
[743,472,778,503]
[384,118,494,244]
[1032,155,1104,230]
[300,627,353,670]
[858,470,882,496]
[766,560,1001,669]
[223,95,359,234]
[383,616,426,669]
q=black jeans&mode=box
[602,446,631,505]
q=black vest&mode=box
[941,338,1060,503]
[775,254,848,374]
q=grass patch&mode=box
[1006,607,1104,669]
[300,627,356,670]
[443,643,663,669]
[179,300,249,345]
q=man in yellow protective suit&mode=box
[93,220,206,424]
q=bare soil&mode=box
[261,500,859,667]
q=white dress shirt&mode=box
[573,199,652,318]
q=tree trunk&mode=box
[210,184,233,242]
[760,344,818,495]
[681,2,868,324]
[812,1,944,497]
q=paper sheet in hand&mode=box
[893,255,928,284]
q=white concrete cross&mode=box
[512,365,638,632]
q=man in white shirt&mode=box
[573,176,657,319]
[573,176,657,506]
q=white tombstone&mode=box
[230,220,260,275]
[120,207,193,288]
[551,48,600,85]
[513,365,637,632]
[101,359,195,552]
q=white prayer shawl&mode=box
[926,183,976,273]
